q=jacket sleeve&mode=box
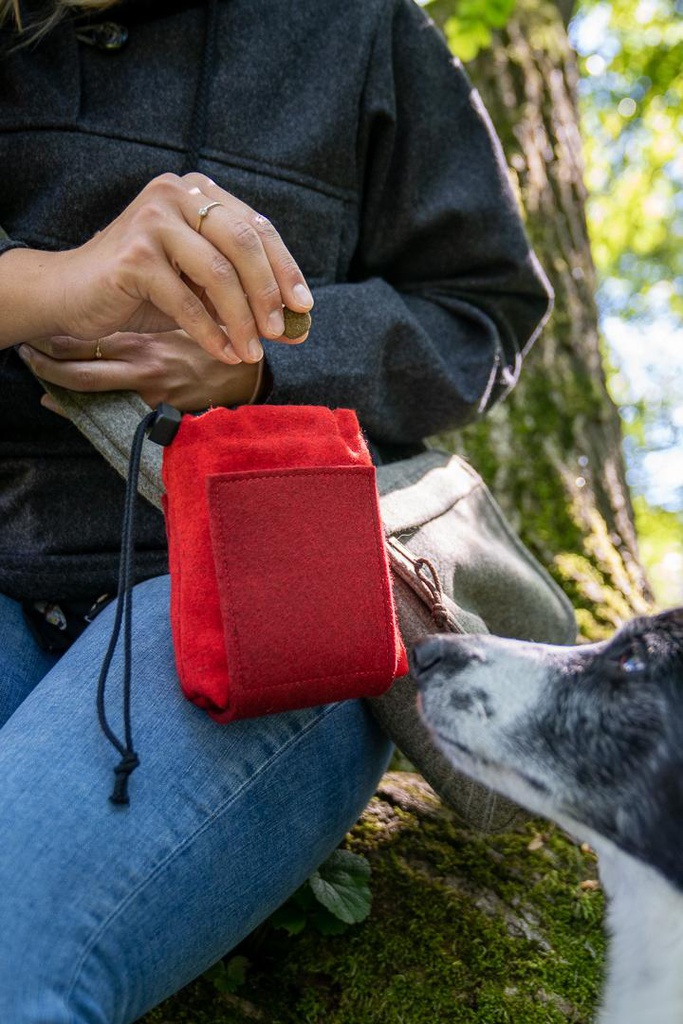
[264,0,552,445]
[0,235,26,257]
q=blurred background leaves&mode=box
[572,0,683,603]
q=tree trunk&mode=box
[435,0,652,639]
[141,5,648,1022]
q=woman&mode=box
[0,0,552,1020]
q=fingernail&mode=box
[17,345,31,362]
[247,338,263,362]
[222,342,242,364]
[293,283,313,309]
[267,309,285,337]
[41,395,67,418]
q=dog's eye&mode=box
[617,648,647,675]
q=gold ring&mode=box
[195,201,223,234]
[94,339,104,359]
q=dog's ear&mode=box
[655,608,683,630]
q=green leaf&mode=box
[485,0,516,29]
[308,850,372,925]
[205,955,250,994]
[269,901,308,936]
[444,16,493,62]
[312,905,351,936]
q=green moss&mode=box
[441,362,604,567]
[432,337,650,643]
[555,551,650,638]
[142,799,604,1024]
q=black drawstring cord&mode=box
[182,0,219,174]
[97,405,182,806]
[97,410,154,805]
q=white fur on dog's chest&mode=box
[594,837,683,1024]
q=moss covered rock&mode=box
[143,774,605,1024]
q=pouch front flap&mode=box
[206,464,403,720]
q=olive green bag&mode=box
[372,449,576,832]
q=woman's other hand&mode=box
[18,330,265,412]
[26,173,313,364]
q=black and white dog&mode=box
[413,608,683,1024]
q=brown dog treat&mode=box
[282,307,311,339]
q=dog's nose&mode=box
[411,638,444,676]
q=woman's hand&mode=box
[37,173,312,364]
[18,330,265,412]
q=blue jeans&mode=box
[0,576,392,1023]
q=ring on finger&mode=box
[94,339,104,359]
[195,201,223,235]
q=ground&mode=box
[141,773,605,1024]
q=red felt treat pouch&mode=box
[161,405,408,721]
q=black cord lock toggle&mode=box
[147,404,182,447]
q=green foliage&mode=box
[424,0,516,61]
[141,796,605,1024]
[204,955,250,995]
[269,892,311,936]
[632,495,683,606]
[309,849,373,926]
[269,850,373,938]
[572,0,683,322]
[200,851,373,1005]
[573,0,683,583]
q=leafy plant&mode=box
[203,844,372,997]
[204,954,250,995]
[269,849,372,937]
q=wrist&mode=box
[39,248,77,338]
[0,248,68,347]
[221,356,270,407]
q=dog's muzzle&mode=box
[411,634,490,686]
[410,637,446,678]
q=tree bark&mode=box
[433,0,652,638]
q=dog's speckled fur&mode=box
[414,609,683,1024]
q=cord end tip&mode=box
[109,750,140,806]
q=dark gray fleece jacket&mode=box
[0,0,552,602]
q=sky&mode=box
[605,317,683,511]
